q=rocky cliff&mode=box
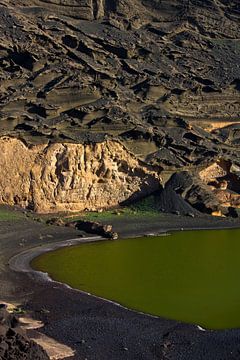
[0,137,160,213]
[0,0,240,215]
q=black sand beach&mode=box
[2,209,240,359]
[1,0,240,358]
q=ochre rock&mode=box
[0,137,161,213]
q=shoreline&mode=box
[9,222,240,275]
[2,214,240,359]
[9,236,102,273]
[9,236,163,325]
[8,224,240,331]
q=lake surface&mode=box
[31,229,240,329]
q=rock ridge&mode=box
[1,0,240,215]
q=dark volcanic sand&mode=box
[2,212,240,359]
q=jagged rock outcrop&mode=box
[0,136,160,213]
[0,307,49,360]
[66,220,118,239]
[157,169,240,217]
[1,0,240,215]
[199,160,240,211]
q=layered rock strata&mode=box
[1,0,240,215]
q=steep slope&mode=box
[0,0,240,214]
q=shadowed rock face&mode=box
[0,308,49,360]
[0,0,240,214]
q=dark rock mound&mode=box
[0,307,49,360]
[156,187,198,216]
[67,220,118,239]
[133,169,240,217]
[161,171,231,216]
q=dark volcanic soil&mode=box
[2,211,240,359]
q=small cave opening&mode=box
[171,88,185,95]
[105,0,118,13]
[9,50,35,71]
[121,129,152,141]
[202,86,217,93]
[28,104,47,118]
[62,35,78,49]
[183,132,202,142]
[193,202,212,214]
[232,79,240,92]
[15,123,34,131]
[194,77,215,86]
[77,41,92,56]
[225,174,240,194]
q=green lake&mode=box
[31,229,240,330]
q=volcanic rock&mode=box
[158,170,240,217]
[72,219,119,238]
[0,0,240,215]
[0,308,49,360]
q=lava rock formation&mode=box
[0,0,240,215]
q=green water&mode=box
[32,229,240,330]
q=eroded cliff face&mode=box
[0,137,160,213]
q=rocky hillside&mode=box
[0,0,240,215]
